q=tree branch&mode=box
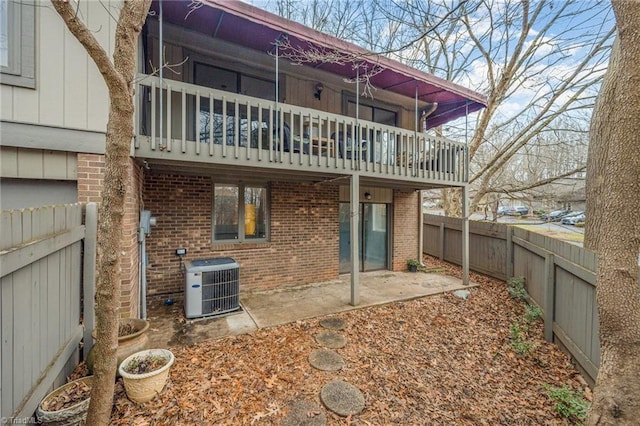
[50,0,126,94]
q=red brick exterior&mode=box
[142,173,340,296]
[77,154,105,203]
[78,156,422,311]
[77,154,142,318]
[392,190,420,271]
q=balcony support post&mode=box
[350,173,360,306]
[462,185,470,286]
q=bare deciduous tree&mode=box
[51,1,151,424]
[264,0,614,216]
[584,1,640,423]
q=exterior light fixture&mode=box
[314,82,324,100]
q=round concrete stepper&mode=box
[281,400,327,426]
[308,348,345,371]
[320,380,365,417]
[319,317,346,330]
[315,331,347,349]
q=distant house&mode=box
[0,0,486,317]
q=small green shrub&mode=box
[507,276,529,302]
[524,304,543,323]
[544,384,589,423]
[509,320,532,355]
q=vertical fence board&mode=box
[30,258,41,394]
[1,275,14,417]
[38,257,49,372]
[12,267,31,408]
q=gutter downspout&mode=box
[415,84,424,265]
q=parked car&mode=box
[498,205,529,216]
[506,206,529,216]
[562,213,586,225]
[541,209,571,222]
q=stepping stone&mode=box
[319,317,346,330]
[315,331,346,349]
[281,400,326,426]
[308,349,344,371]
[320,380,365,417]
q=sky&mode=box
[247,0,616,135]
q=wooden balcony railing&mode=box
[134,74,468,185]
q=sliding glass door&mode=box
[339,203,389,273]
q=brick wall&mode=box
[77,154,104,203]
[121,160,142,318]
[392,190,419,271]
[78,158,422,308]
[143,173,340,296]
[77,154,142,318]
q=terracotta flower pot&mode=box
[36,376,93,426]
[119,349,174,403]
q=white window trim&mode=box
[1,0,36,89]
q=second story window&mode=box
[346,100,397,127]
[194,62,276,100]
[194,62,275,145]
[1,0,36,88]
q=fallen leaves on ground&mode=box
[104,255,586,425]
[41,380,91,412]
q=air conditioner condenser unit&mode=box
[185,257,240,319]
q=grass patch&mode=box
[544,384,589,424]
[515,225,584,243]
[507,276,528,302]
[524,304,543,323]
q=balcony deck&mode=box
[134,75,468,189]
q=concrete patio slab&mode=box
[241,270,476,328]
[146,270,476,348]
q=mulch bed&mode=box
[101,255,587,425]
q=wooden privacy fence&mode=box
[423,214,603,386]
[0,203,97,420]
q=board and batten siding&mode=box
[0,0,119,132]
[0,203,97,420]
[422,213,615,386]
[0,147,77,180]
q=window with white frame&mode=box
[212,183,269,242]
[1,0,35,88]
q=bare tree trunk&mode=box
[51,1,151,424]
[585,1,640,423]
[441,188,462,217]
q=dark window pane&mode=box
[195,63,238,92]
[214,184,238,240]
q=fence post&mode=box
[506,226,514,279]
[83,203,98,357]
[544,252,555,342]
[439,222,445,261]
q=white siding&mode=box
[0,0,119,133]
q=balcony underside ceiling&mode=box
[136,158,463,191]
[151,0,486,129]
